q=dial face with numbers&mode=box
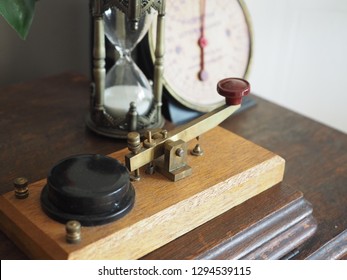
[149,0,252,112]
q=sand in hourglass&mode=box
[104,85,152,116]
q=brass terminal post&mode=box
[65,220,81,244]
[14,177,29,199]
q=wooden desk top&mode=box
[0,73,346,259]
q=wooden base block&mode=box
[143,184,317,260]
[0,126,285,259]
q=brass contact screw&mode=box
[143,130,156,148]
[66,220,81,244]
[14,177,29,199]
[191,136,204,156]
[191,144,204,156]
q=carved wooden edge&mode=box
[201,194,317,260]
[143,185,317,260]
[242,215,317,259]
[306,229,347,260]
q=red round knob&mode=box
[217,78,250,105]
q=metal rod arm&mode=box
[125,104,240,172]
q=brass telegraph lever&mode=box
[126,78,250,181]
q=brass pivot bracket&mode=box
[128,128,192,181]
[155,139,192,181]
[125,78,250,182]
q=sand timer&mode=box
[87,0,166,138]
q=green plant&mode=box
[0,0,38,39]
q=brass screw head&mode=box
[66,220,81,244]
[13,177,29,199]
[175,148,185,157]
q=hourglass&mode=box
[103,6,154,119]
[87,0,166,138]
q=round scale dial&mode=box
[149,0,252,112]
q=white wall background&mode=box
[244,0,347,133]
[0,0,346,133]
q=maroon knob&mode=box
[217,78,250,105]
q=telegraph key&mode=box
[126,77,250,182]
[39,78,250,226]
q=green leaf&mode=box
[0,0,37,39]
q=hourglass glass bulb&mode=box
[103,7,156,119]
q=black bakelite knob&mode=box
[40,154,135,226]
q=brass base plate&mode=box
[0,126,285,259]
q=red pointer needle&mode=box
[198,0,208,81]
